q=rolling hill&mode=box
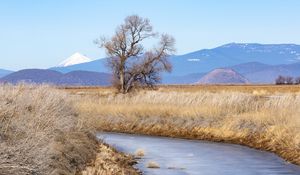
[57,71,111,86]
[1,69,63,84]
[0,69,111,86]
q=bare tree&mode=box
[285,76,294,84]
[295,77,300,85]
[275,75,286,85]
[95,15,175,93]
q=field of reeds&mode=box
[0,84,138,175]
[72,85,300,166]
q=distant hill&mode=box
[0,69,13,78]
[1,69,63,84]
[1,69,111,86]
[228,62,300,83]
[58,71,111,86]
[229,62,272,75]
[242,62,300,83]
[162,73,205,84]
[196,68,249,84]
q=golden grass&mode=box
[63,84,300,94]
[158,84,300,93]
[72,86,300,165]
[81,143,139,175]
[0,84,99,175]
[0,84,139,175]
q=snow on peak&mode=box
[188,58,201,62]
[58,52,92,67]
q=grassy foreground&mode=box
[73,85,300,166]
[0,84,138,175]
[2,84,299,174]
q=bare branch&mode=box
[96,15,175,93]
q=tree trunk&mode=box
[124,75,135,93]
[119,67,125,93]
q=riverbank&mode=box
[80,143,139,175]
[74,86,300,166]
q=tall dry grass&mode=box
[75,89,300,165]
[0,84,139,175]
[0,84,99,175]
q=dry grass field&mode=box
[0,84,138,175]
[70,85,300,166]
[64,84,300,94]
[2,84,299,174]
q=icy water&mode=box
[98,132,300,175]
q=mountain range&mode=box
[1,69,111,86]
[2,43,300,85]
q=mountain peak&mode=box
[218,43,260,48]
[58,52,92,67]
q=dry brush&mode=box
[0,84,138,175]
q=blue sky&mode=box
[1,0,300,70]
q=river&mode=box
[98,132,300,175]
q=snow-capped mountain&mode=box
[58,52,92,67]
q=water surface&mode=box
[98,132,300,175]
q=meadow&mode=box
[71,85,300,166]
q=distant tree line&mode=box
[275,75,300,85]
